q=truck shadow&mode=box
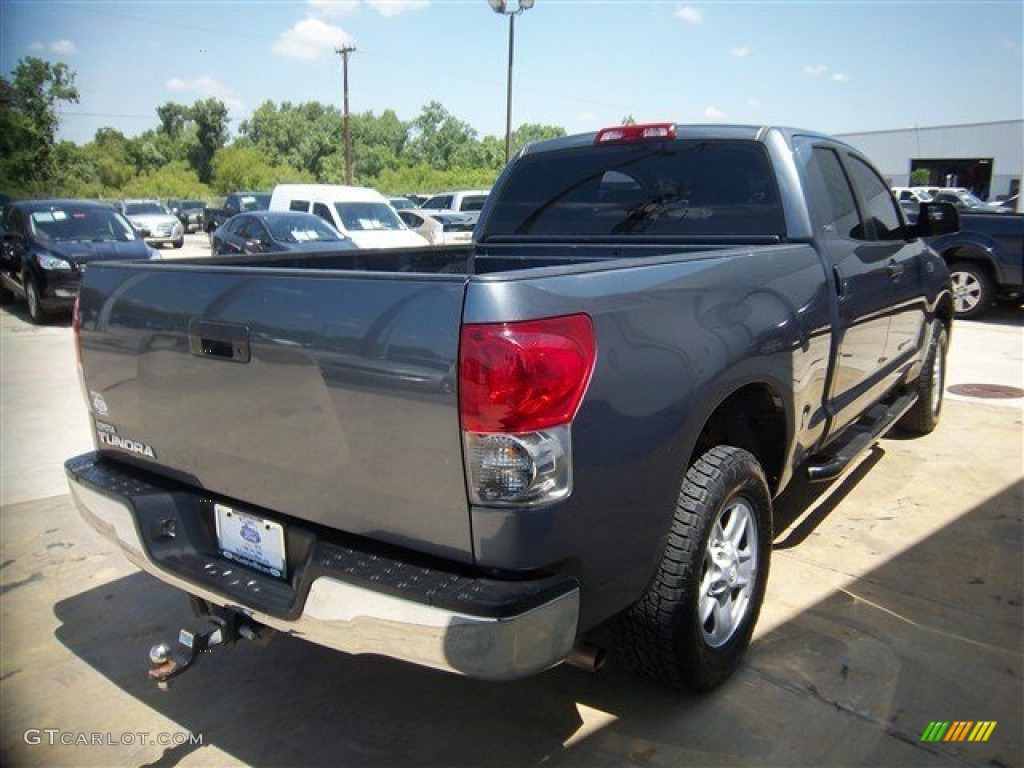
[49,482,1022,767]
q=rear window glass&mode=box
[459,195,488,212]
[483,140,784,238]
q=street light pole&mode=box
[488,0,534,165]
[335,44,356,185]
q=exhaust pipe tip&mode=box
[564,642,607,673]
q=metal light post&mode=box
[335,45,356,185]
[488,0,534,164]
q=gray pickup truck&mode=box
[66,123,958,692]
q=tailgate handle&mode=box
[188,319,251,363]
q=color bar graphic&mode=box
[921,721,996,742]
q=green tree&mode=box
[407,101,480,170]
[156,102,190,140]
[910,168,931,186]
[210,145,310,194]
[189,98,230,184]
[122,160,210,199]
[0,56,80,195]
[512,123,566,155]
[241,100,341,180]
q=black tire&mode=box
[899,321,948,436]
[173,236,184,249]
[0,280,14,305]
[613,446,772,691]
[948,261,993,319]
[24,274,48,324]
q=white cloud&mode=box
[308,0,428,17]
[804,64,828,76]
[308,0,360,16]
[165,75,243,110]
[576,112,597,124]
[273,17,356,61]
[366,0,429,16]
[28,41,45,52]
[50,39,77,55]
[730,46,750,58]
[704,106,727,120]
[747,97,762,108]
[675,6,703,25]
[830,72,850,83]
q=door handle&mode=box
[188,319,251,363]
[887,260,905,279]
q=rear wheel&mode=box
[949,261,993,319]
[613,446,772,691]
[899,321,948,436]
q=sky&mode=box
[1,0,1021,147]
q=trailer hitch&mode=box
[147,602,270,690]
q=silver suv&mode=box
[119,199,185,248]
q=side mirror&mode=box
[136,227,151,239]
[908,202,960,238]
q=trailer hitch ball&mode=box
[149,642,172,665]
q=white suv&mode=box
[419,190,490,222]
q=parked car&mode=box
[119,199,184,248]
[892,187,933,203]
[419,189,490,223]
[930,189,995,213]
[211,211,356,256]
[204,192,272,237]
[0,199,157,323]
[269,184,428,249]
[167,199,206,233]
[388,196,416,210]
[397,209,475,245]
[985,193,1019,214]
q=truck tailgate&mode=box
[77,263,472,563]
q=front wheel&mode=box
[25,274,48,324]
[173,236,184,249]
[613,446,772,691]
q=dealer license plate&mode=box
[214,503,287,579]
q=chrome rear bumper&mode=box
[67,454,579,681]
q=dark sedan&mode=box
[211,211,356,256]
[0,199,157,323]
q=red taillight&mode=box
[594,122,676,145]
[459,314,596,433]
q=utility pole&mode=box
[335,45,356,185]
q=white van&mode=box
[269,184,427,249]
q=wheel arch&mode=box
[941,245,998,284]
[687,382,789,496]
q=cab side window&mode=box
[846,156,904,241]
[804,147,862,240]
[312,203,333,225]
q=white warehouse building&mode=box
[837,119,1023,207]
